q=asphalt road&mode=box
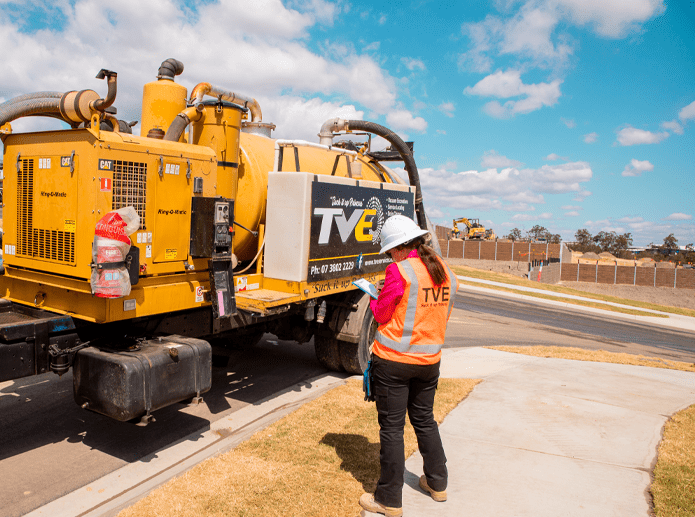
[1,289,694,517]
[447,289,695,362]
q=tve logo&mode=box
[314,208,377,244]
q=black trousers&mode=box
[372,354,447,508]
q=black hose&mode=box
[163,113,189,141]
[344,120,428,230]
[0,97,61,127]
[0,91,62,106]
[157,58,184,80]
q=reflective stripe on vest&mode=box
[374,258,457,355]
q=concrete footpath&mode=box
[366,347,695,517]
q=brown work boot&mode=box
[419,475,447,502]
[359,493,403,517]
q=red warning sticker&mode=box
[100,178,112,192]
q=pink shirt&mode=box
[369,249,419,323]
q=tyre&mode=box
[314,334,344,372]
[338,310,377,374]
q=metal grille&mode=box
[17,159,34,256]
[33,229,75,262]
[112,160,147,230]
[16,158,75,264]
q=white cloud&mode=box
[564,211,580,217]
[0,0,411,141]
[512,212,552,221]
[622,159,654,177]
[573,189,591,201]
[401,57,426,71]
[661,120,684,135]
[385,109,427,132]
[464,70,562,118]
[427,207,445,218]
[481,150,523,168]
[664,213,692,221]
[438,102,455,118]
[436,129,446,135]
[679,100,695,121]
[616,126,669,146]
[556,0,666,38]
[561,117,576,128]
[259,96,363,141]
[583,132,598,143]
[545,153,568,161]
[411,159,591,216]
[561,205,581,210]
[459,0,663,77]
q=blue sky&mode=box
[1,0,693,246]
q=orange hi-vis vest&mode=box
[373,257,458,365]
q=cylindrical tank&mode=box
[233,133,388,261]
[141,79,187,139]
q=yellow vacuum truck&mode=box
[0,58,434,424]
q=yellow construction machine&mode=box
[451,217,495,240]
[0,58,433,423]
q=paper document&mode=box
[352,278,379,299]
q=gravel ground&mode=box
[446,258,695,311]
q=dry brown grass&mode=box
[651,404,695,517]
[451,265,695,318]
[456,279,669,318]
[486,345,695,373]
[118,378,479,517]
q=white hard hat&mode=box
[379,214,429,254]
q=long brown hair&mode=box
[396,236,447,285]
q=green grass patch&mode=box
[450,265,695,318]
[118,378,479,517]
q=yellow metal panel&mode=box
[153,158,192,263]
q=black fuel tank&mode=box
[72,335,211,422]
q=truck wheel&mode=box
[338,311,377,374]
[314,334,344,372]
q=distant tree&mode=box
[613,233,633,258]
[506,228,522,241]
[574,229,593,251]
[527,225,549,241]
[549,233,561,244]
[663,233,678,250]
[593,231,616,253]
[686,243,694,251]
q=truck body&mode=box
[0,59,430,424]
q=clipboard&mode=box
[352,278,379,299]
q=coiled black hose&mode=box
[344,119,428,230]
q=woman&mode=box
[359,215,459,517]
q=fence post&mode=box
[446,239,450,258]
[478,241,481,260]
[595,262,598,283]
[494,240,498,261]
[577,262,580,282]
[528,242,531,261]
[614,262,617,284]
[633,265,636,286]
[653,265,656,287]
[674,267,677,289]
[462,239,465,259]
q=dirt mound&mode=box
[581,252,600,260]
